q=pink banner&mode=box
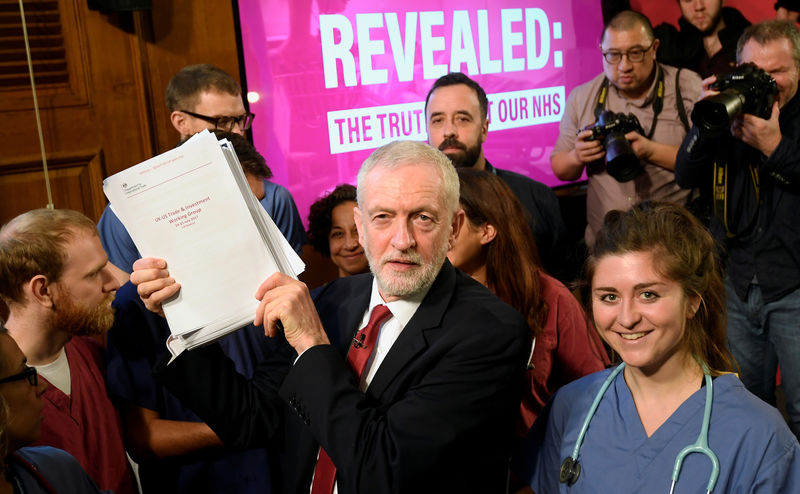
[237,0,605,225]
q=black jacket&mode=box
[156,261,530,493]
[675,92,800,303]
[654,7,751,79]
[486,161,567,279]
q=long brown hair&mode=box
[457,169,546,336]
[586,202,736,374]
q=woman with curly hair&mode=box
[306,184,368,279]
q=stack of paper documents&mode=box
[103,130,304,356]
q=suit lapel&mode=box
[316,273,373,356]
[366,261,457,399]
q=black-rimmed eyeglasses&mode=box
[601,41,655,64]
[0,366,38,387]
[179,110,256,132]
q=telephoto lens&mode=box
[692,63,777,134]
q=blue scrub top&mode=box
[515,368,800,493]
[98,179,307,272]
[11,447,106,494]
[106,281,278,493]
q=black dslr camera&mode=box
[691,62,777,133]
[582,110,644,182]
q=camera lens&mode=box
[605,133,642,182]
[692,90,746,133]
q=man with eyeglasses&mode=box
[675,20,800,441]
[551,10,702,247]
[97,64,307,274]
[0,208,136,494]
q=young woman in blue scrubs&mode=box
[516,202,800,493]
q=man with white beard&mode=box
[131,140,530,493]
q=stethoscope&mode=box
[559,362,721,493]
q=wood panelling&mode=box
[0,0,243,225]
[0,0,359,312]
[134,2,242,156]
[0,150,106,223]
[0,0,89,111]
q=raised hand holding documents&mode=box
[103,130,304,356]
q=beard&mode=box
[697,10,723,36]
[438,136,482,168]
[52,288,115,337]
[365,237,450,299]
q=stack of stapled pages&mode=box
[103,130,304,357]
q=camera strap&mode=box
[674,68,690,132]
[713,160,760,238]
[595,64,665,139]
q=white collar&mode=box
[366,277,430,327]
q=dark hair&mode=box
[0,209,97,305]
[602,10,655,44]
[457,169,546,336]
[212,130,272,179]
[307,184,358,257]
[586,202,735,375]
[424,72,489,120]
[165,64,242,112]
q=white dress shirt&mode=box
[318,277,431,494]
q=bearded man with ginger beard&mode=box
[0,209,136,494]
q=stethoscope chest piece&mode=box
[559,456,580,485]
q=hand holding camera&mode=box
[574,129,606,165]
[692,63,777,133]
[731,100,782,156]
[581,110,645,182]
[699,75,720,100]
[693,63,782,155]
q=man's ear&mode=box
[449,209,466,250]
[480,117,488,144]
[354,206,364,245]
[27,275,55,309]
[170,110,191,138]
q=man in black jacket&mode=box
[675,20,800,440]
[424,72,568,278]
[131,140,530,493]
[656,0,751,78]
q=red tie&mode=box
[310,304,392,494]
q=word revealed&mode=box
[320,8,562,88]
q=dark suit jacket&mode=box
[157,260,530,494]
[485,162,568,280]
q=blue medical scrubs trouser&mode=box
[726,279,800,440]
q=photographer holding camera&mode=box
[676,20,800,440]
[552,10,702,246]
